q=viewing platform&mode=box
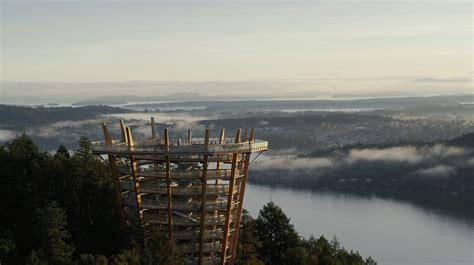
[92,138,268,156]
[92,117,267,265]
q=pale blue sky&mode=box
[1,0,472,84]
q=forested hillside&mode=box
[0,135,375,265]
[0,105,131,128]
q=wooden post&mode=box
[220,129,241,264]
[126,127,142,222]
[243,128,248,142]
[229,151,251,265]
[120,119,128,143]
[102,123,128,229]
[216,128,225,185]
[188,129,192,143]
[198,129,210,264]
[164,128,174,240]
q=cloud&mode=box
[253,156,334,171]
[267,148,299,156]
[106,113,209,124]
[107,113,208,139]
[134,125,153,138]
[252,144,472,182]
[0,130,16,142]
[347,146,423,164]
[49,119,102,128]
[468,158,474,165]
[424,144,465,157]
[29,126,61,137]
[411,78,472,84]
[172,120,205,133]
[414,165,456,179]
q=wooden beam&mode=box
[198,129,210,264]
[210,128,225,256]
[126,127,142,222]
[215,128,225,185]
[243,128,248,142]
[102,123,128,229]
[220,129,241,264]
[164,128,174,237]
[102,122,113,145]
[120,119,128,143]
[228,128,255,263]
[219,128,226,143]
[229,151,251,265]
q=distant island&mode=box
[72,92,206,106]
[332,91,419,98]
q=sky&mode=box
[0,0,472,102]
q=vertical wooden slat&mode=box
[126,127,142,222]
[102,123,128,228]
[220,129,241,264]
[198,129,210,264]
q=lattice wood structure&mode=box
[92,118,268,265]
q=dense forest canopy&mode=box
[0,105,131,128]
[0,135,375,264]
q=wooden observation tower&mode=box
[92,118,268,265]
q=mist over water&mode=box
[244,184,474,265]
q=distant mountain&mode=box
[72,95,144,106]
[0,105,131,127]
[72,92,208,106]
[125,93,472,111]
[332,91,419,98]
[155,92,205,101]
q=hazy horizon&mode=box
[1,77,473,105]
[1,0,472,103]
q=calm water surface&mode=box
[243,184,474,265]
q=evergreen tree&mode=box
[55,145,70,159]
[110,248,140,265]
[0,135,376,265]
[254,202,300,265]
[25,249,48,265]
[0,231,18,264]
[235,210,264,265]
[67,137,126,255]
[282,247,309,265]
[140,226,179,265]
[34,202,75,265]
[0,134,43,258]
[77,253,109,265]
[302,235,377,265]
